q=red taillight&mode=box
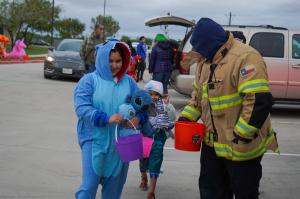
[181,52,187,61]
[179,52,190,74]
[179,67,189,74]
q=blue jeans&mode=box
[152,72,171,94]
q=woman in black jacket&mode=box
[149,34,174,95]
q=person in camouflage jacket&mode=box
[80,23,105,73]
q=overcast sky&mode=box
[55,0,300,39]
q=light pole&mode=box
[226,11,235,26]
[103,0,106,18]
[103,0,106,40]
[51,0,54,46]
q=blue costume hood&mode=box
[190,18,227,61]
[95,39,131,82]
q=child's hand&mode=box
[163,95,170,104]
[109,114,123,124]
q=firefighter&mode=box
[178,18,279,199]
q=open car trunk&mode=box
[145,15,195,69]
[145,15,195,27]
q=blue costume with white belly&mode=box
[74,40,140,199]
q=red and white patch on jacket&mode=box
[240,64,256,77]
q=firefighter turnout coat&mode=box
[180,33,279,161]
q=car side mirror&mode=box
[48,46,54,51]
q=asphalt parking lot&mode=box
[0,63,300,199]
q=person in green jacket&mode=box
[80,23,105,73]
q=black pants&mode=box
[139,158,149,173]
[136,59,146,81]
[153,72,171,94]
[199,144,262,199]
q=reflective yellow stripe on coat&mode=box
[238,79,270,93]
[209,92,242,111]
[234,117,258,139]
[212,129,277,161]
[193,81,201,92]
[181,105,201,122]
[202,84,208,98]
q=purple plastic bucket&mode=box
[114,124,143,162]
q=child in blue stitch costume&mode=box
[74,39,147,199]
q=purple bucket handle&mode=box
[115,119,139,143]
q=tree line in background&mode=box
[120,35,153,46]
[0,0,123,48]
[0,0,61,47]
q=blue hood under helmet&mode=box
[95,39,131,82]
[190,18,227,61]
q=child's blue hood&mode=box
[190,18,227,61]
[95,39,131,82]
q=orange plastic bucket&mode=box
[175,121,206,151]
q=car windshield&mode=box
[57,40,82,52]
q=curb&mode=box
[0,60,44,64]
[0,58,45,64]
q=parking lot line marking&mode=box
[265,152,300,157]
[276,121,300,125]
[165,146,175,150]
[164,146,300,157]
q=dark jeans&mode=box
[153,72,171,94]
[199,144,262,199]
[136,59,146,81]
[148,130,167,177]
[139,158,149,173]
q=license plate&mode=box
[62,68,73,74]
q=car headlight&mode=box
[46,56,55,62]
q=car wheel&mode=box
[44,72,52,79]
